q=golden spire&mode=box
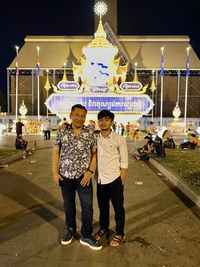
[95,16,106,37]
[150,71,156,92]
[61,63,68,81]
[133,63,139,82]
[44,70,51,91]
[87,16,113,48]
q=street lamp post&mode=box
[150,70,156,122]
[44,69,51,118]
[184,47,190,127]
[160,47,164,127]
[15,46,19,121]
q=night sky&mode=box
[0,0,199,109]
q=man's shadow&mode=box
[0,168,83,243]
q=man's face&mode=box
[98,116,113,131]
[70,108,87,128]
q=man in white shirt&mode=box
[94,110,128,247]
[43,118,51,140]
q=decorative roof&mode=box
[87,18,115,49]
[8,34,200,69]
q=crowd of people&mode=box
[133,121,199,161]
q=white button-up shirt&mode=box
[97,131,128,184]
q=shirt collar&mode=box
[68,124,87,132]
[99,130,113,139]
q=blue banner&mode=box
[45,94,154,115]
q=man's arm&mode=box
[52,146,63,185]
[89,147,97,172]
[119,137,128,185]
[80,148,97,187]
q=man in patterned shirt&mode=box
[52,104,102,250]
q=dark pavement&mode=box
[0,136,200,267]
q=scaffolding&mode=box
[7,67,200,119]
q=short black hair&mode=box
[97,110,115,121]
[162,130,168,138]
[71,104,87,113]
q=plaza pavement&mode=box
[0,135,200,267]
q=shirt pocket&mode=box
[106,144,118,154]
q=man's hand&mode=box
[120,174,125,185]
[80,171,92,187]
[120,168,126,185]
[53,172,63,185]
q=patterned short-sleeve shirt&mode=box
[55,125,97,179]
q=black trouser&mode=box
[60,176,93,238]
[97,176,125,236]
[44,130,50,139]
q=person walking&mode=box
[43,118,51,140]
[94,110,128,247]
[52,104,102,250]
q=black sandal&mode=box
[110,235,125,247]
[94,229,107,241]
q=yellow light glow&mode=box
[186,46,190,55]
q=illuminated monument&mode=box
[45,2,153,122]
[8,0,200,123]
[73,2,127,90]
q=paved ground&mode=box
[1,135,200,267]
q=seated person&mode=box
[162,130,176,148]
[180,134,197,149]
[186,125,195,135]
[146,121,157,137]
[189,134,198,147]
[153,136,166,157]
[15,134,28,150]
[134,129,142,141]
[135,136,155,161]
